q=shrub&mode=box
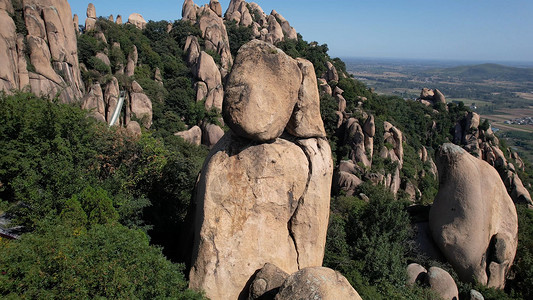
[0,222,204,299]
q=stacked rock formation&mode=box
[224,0,297,45]
[418,88,446,106]
[334,115,406,197]
[0,0,84,102]
[429,143,518,289]
[453,112,532,205]
[78,4,152,129]
[189,40,333,300]
[85,3,96,31]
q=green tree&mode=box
[0,222,204,299]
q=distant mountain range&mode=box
[427,63,533,82]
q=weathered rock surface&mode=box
[0,0,14,14]
[209,0,222,17]
[175,126,202,146]
[82,83,105,122]
[470,289,485,300]
[249,263,289,300]
[325,61,339,83]
[127,13,147,29]
[419,88,446,105]
[286,58,326,138]
[21,0,84,103]
[406,263,427,286]
[427,267,459,300]
[266,15,283,44]
[85,3,96,31]
[196,4,232,69]
[104,76,119,122]
[126,120,141,137]
[274,267,362,300]
[201,123,224,148]
[129,81,152,128]
[334,171,363,196]
[429,143,518,289]
[195,51,223,110]
[224,40,301,141]
[190,50,333,297]
[0,8,19,92]
[190,133,332,299]
[182,0,197,22]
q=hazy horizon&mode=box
[70,0,533,64]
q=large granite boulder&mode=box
[82,83,105,122]
[182,0,197,22]
[224,40,301,142]
[189,133,333,299]
[129,81,152,128]
[274,267,362,300]
[427,267,459,300]
[429,143,518,289]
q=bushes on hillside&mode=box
[0,92,208,296]
[0,221,204,299]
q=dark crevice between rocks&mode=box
[287,137,315,270]
[485,234,498,282]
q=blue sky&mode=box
[70,0,533,63]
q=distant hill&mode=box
[428,63,533,82]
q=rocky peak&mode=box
[5,0,85,103]
[189,40,333,299]
[418,88,446,106]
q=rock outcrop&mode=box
[429,143,518,289]
[127,13,147,30]
[85,3,96,31]
[275,267,362,300]
[0,4,19,92]
[190,40,333,300]
[418,88,446,106]
[453,112,532,205]
[81,83,105,122]
[194,51,223,110]
[175,126,202,146]
[129,81,152,128]
[427,267,459,300]
[23,0,84,102]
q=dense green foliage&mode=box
[0,221,203,299]
[0,92,207,297]
[324,183,437,299]
[225,20,254,57]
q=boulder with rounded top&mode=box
[275,267,362,300]
[429,143,518,289]
[224,40,301,141]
